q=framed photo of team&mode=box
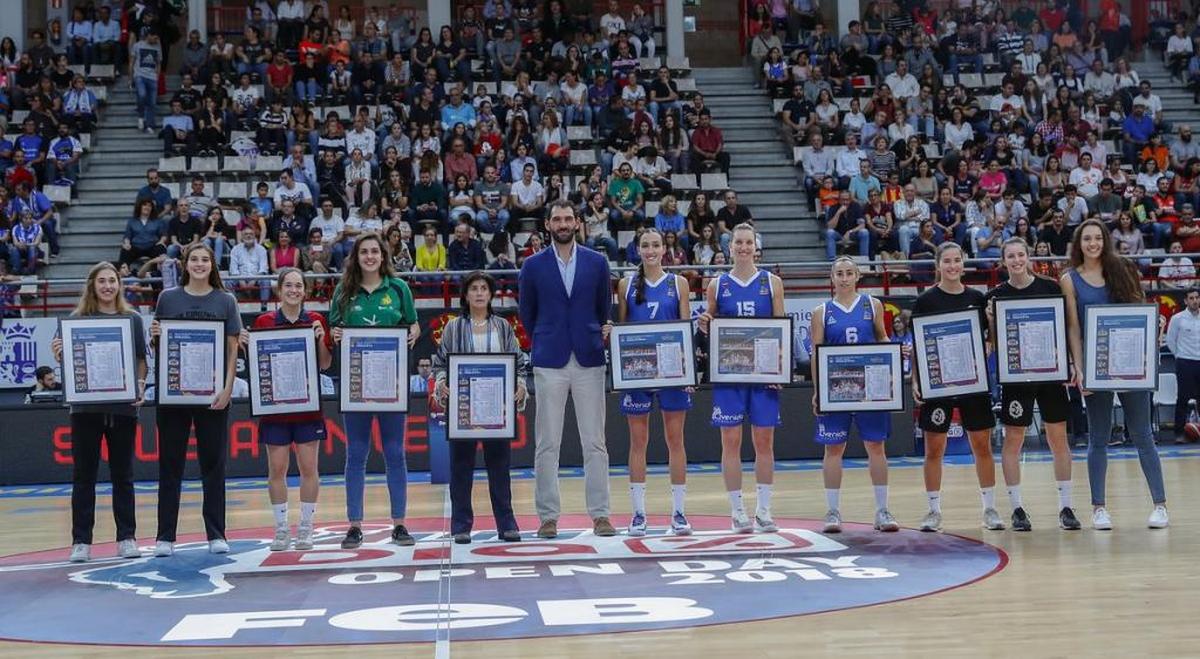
[708,316,793,385]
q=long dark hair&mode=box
[180,243,225,290]
[1067,219,1144,303]
[459,270,496,315]
[335,232,396,317]
[635,228,664,305]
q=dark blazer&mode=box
[518,243,611,368]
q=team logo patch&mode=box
[1008,401,1024,420]
[930,408,947,426]
[0,516,1005,646]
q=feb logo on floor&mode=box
[0,515,1005,646]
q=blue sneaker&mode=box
[627,512,647,537]
[670,511,692,536]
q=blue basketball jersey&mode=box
[821,294,876,345]
[625,273,682,321]
[715,270,774,318]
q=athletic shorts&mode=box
[620,388,693,415]
[711,385,781,428]
[918,394,995,433]
[815,412,891,445]
[260,419,326,445]
[999,383,1069,427]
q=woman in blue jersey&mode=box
[809,256,899,533]
[698,223,786,533]
[614,228,693,537]
[1061,219,1168,530]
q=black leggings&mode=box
[156,407,228,542]
[71,412,138,545]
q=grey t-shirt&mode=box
[155,287,242,336]
[63,311,147,417]
[131,39,162,81]
[473,180,509,210]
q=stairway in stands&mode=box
[692,67,824,263]
[49,83,165,280]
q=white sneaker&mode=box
[754,510,778,533]
[982,508,1006,531]
[117,539,141,558]
[627,512,647,537]
[294,524,314,550]
[823,509,843,533]
[730,510,753,533]
[919,510,943,532]
[137,118,145,131]
[1148,505,1169,529]
[69,543,90,563]
[270,528,291,551]
[874,508,900,532]
[1092,507,1113,530]
[153,541,174,557]
[209,539,230,554]
[670,511,692,536]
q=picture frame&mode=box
[59,316,138,405]
[814,342,905,413]
[447,353,517,440]
[247,326,320,417]
[156,319,226,406]
[609,320,698,391]
[911,309,989,400]
[1083,304,1159,391]
[994,296,1070,385]
[708,316,794,385]
[338,326,410,412]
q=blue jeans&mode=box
[563,103,592,127]
[825,227,869,260]
[343,411,408,522]
[648,100,683,122]
[948,53,983,80]
[134,76,158,129]
[586,235,618,260]
[294,79,320,103]
[331,238,356,271]
[475,208,510,233]
[204,237,228,266]
[1084,390,1166,506]
[236,62,268,79]
[897,223,920,255]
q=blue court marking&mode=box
[1,447,1197,500]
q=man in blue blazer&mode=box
[519,199,615,539]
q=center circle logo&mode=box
[0,515,1006,646]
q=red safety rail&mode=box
[206,3,418,39]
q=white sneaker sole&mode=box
[670,525,693,536]
[823,523,842,533]
[627,527,647,537]
[875,522,900,532]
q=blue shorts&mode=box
[259,419,326,445]
[815,412,891,445]
[620,388,693,415]
[711,385,781,428]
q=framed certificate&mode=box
[1083,304,1159,391]
[339,326,409,412]
[814,342,905,413]
[59,316,138,404]
[156,319,226,406]
[994,296,1069,384]
[912,309,989,400]
[708,316,794,385]
[609,320,697,391]
[247,327,320,416]
[447,353,517,440]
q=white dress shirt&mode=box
[1167,308,1200,360]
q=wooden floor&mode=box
[0,452,1197,657]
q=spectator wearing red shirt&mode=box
[443,137,479,186]
[265,52,294,104]
[244,267,333,552]
[690,112,730,174]
[1039,5,1067,33]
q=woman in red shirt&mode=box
[241,267,333,551]
[270,231,303,272]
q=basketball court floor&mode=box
[0,449,1196,657]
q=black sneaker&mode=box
[341,526,363,549]
[391,524,415,546]
[1059,507,1082,530]
[1011,507,1032,532]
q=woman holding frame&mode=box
[809,256,899,534]
[984,239,1081,531]
[609,228,694,537]
[150,243,241,557]
[328,233,421,549]
[52,262,147,563]
[241,267,333,551]
[911,242,1002,533]
[432,271,525,544]
[1060,219,1168,530]
[697,223,785,534]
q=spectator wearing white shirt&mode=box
[1068,153,1104,198]
[1083,59,1116,100]
[834,133,867,188]
[344,116,377,167]
[1081,131,1109,166]
[273,170,313,209]
[65,7,93,66]
[1169,125,1200,173]
[993,191,1027,229]
[1165,285,1200,443]
[1133,81,1167,130]
[801,132,835,208]
[1159,241,1196,289]
[1166,22,1194,82]
[228,227,270,305]
[893,184,930,255]
[510,163,545,222]
[599,0,642,56]
[883,60,920,101]
[1056,185,1089,226]
[989,81,1026,124]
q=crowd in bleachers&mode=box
[108,0,758,304]
[761,0,1199,282]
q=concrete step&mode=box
[724,129,788,142]
[762,246,825,263]
[44,263,101,279]
[58,218,128,233]
[724,141,789,154]
[717,118,784,130]
[62,205,131,220]
[66,189,142,205]
[53,246,116,264]
[59,233,122,248]
[77,177,148,192]
[727,153,793,167]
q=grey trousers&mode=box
[533,356,610,520]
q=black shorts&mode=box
[918,394,996,433]
[998,383,1069,427]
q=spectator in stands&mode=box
[203,206,234,268]
[474,164,511,234]
[9,181,56,261]
[120,199,167,266]
[1132,80,1166,132]
[61,76,97,133]
[445,137,479,186]
[834,132,866,189]
[608,162,645,229]
[10,210,41,275]
[160,100,196,156]
[908,219,940,282]
[974,213,1007,263]
[3,149,34,194]
[130,28,162,134]
[581,190,618,260]
[270,199,309,247]
[411,168,449,229]
[310,199,347,265]
[894,184,931,256]
[825,189,869,260]
[274,169,314,213]
[415,224,447,273]
[231,73,263,127]
[90,5,120,66]
[166,200,204,259]
[448,220,487,272]
[229,227,271,307]
[1159,241,1196,289]
[196,97,226,156]
[1039,209,1073,256]
[690,112,729,175]
[633,146,670,193]
[249,182,275,219]
[1088,178,1124,225]
[863,188,897,257]
[344,149,374,208]
[269,230,303,272]
[510,162,545,226]
[848,159,882,204]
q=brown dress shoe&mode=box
[593,517,617,537]
[537,519,558,538]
